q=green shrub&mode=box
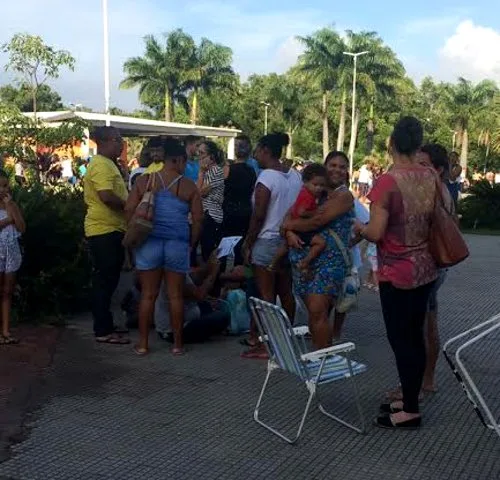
[459,181,500,230]
[13,183,91,322]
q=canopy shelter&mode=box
[24,111,240,159]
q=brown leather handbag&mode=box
[429,178,469,268]
[123,173,156,249]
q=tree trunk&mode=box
[348,108,360,166]
[191,89,198,125]
[286,130,293,159]
[366,103,374,154]
[164,90,171,122]
[336,88,346,151]
[32,87,37,118]
[460,128,468,176]
[322,92,329,160]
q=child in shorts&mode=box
[364,242,378,291]
[0,170,25,345]
[269,163,327,273]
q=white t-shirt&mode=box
[14,163,24,176]
[352,198,370,269]
[358,165,370,184]
[61,159,74,178]
[254,168,302,240]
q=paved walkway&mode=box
[1,235,499,480]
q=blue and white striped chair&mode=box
[249,297,367,444]
[443,313,500,439]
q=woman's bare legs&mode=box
[305,294,332,349]
[137,269,163,352]
[275,266,296,323]
[164,270,186,354]
[249,266,276,344]
[422,310,439,392]
[1,273,12,338]
[333,310,346,341]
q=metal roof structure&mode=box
[24,111,241,138]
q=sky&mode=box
[1,0,499,112]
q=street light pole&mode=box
[102,0,111,126]
[261,101,270,135]
[343,50,368,183]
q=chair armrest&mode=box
[301,342,355,362]
[258,326,310,343]
[293,326,309,336]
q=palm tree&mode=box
[120,30,194,122]
[489,94,500,155]
[343,31,405,158]
[269,75,313,158]
[445,78,498,173]
[184,39,235,124]
[297,28,345,159]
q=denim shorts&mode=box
[251,237,284,267]
[428,269,447,312]
[135,237,190,273]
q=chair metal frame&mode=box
[443,313,500,439]
[249,297,366,444]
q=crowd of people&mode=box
[79,114,463,431]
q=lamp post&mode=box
[102,0,111,126]
[261,101,270,135]
[343,50,368,182]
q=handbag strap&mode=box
[328,229,352,269]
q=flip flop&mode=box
[133,345,149,356]
[96,335,130,345]
[172,347,185,356]
[241,346,269,359]
[239,338,258,347]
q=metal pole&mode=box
[349,55,357,181]
[264,105,268,136]
[103,0,111,126]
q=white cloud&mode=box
[439,20,500,82]
[275,37,305,73]
[402,15,462,35]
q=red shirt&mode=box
[368,166,438,289]
[291,186,317,218]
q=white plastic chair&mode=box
[443,313,500,439]
[249,297,366,444]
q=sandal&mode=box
[172,347,185,356]
[133,345,149,356]
[0,335,20,345]
[375,414,421,430]
[239,338,259,347]
[96,334,130,345]
[241,345,269,359]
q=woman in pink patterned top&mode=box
[355,116,438,430]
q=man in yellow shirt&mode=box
[84,126,129,344]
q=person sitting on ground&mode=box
[155,252,230,344]
[269,163,328,274]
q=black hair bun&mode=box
[392,116,423,155]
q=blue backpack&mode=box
[226,289,250,335]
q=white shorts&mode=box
[0,241,22,273]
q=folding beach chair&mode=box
[443,313,500,439]
[249,297,366,444]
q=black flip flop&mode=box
[0,335,20,345]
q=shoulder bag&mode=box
[429,177,469,268]
[329,229,359,313]
[123,173,157,249]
